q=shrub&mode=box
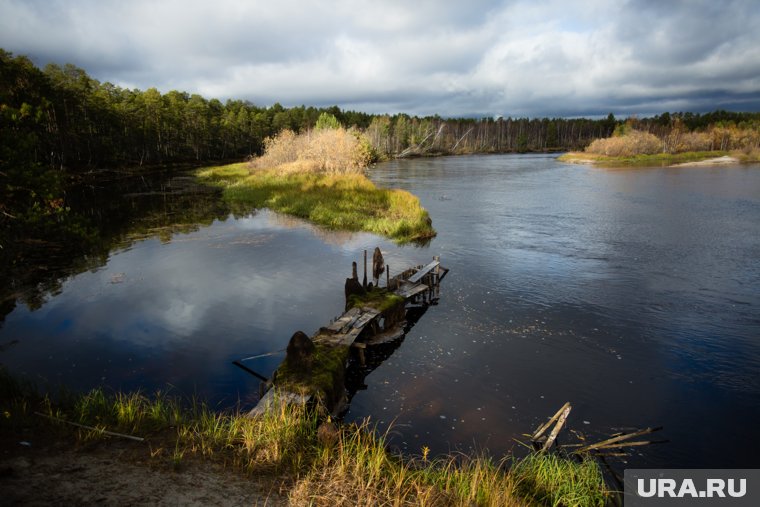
[585,130,662,156]
[250,128,373,175]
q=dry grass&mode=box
[585,130,662,157]
[250,128,374,175]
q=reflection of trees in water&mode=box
[342,304,430,413]
[0,170,236,323]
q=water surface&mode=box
[2,154,759,470]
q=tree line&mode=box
[5,49,759,173]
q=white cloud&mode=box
[1,0,758,116]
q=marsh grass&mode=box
[197,164,435,243]
[1,369,610,506]
[347,286,406,312]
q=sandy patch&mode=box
[671,155,740,167]
[0,440,286,506]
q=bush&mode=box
[250,128,373,175]
[585,130,662,157]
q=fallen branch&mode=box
[35,412,145,442]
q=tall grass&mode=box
[1,370,610,506]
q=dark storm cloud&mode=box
[1,0,758,117]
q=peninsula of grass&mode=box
[2,369,610,506]
[196,126,436,243]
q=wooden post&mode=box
[434,255,440,297]
[386,264,390,289]
[363,250,367,289]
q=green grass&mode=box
[558,151,731,167]
[511,453,608,507]
[196,163,436,244]
[2,369,610,506]
[347,286,405,312]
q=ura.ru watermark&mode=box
[624,470,758,506]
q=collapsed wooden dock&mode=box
[248,251,448,417]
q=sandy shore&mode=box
[1,439,286,506]
[671,155,740,167]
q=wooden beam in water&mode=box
[542,403,572,452]
[532,402,572,441]
[396,282,430,300]
[572,426,663,454]
[408,260,440,284]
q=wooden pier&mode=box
[247,251,448,417]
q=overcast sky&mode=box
[2,0,759,118]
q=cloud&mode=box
[1,0,758,117]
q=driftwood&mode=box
[542,403,572,451]
[35,412,145,442]
[572,426,663,454]
[532,401,571,441]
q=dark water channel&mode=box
[2,155,759,470]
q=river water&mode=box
[2,154,759,469]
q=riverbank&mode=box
[557,151,749,167]
[1,372,609,506]
[197,162,436,244]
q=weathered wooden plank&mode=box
[336,326,363,346]
[247,389,311,418]
[396,282,429,299]
[323,307,362,333]
[353,308,380,329]
[408,260,440,284]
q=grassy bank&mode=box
[557,150,733,167]
[1,371,609,506]
[197,162,435,243]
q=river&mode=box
[2,154,759,469]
